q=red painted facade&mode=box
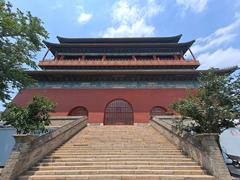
[13,88,196,123]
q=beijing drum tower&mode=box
[13,35,235,124]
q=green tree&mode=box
[0,0,48,102]
[171,69,240,134]
[1,96,55,134]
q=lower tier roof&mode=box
[27,67,237,81]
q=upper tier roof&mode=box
[43,39,195,56]
[57,34,182,44]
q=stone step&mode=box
[59,148,177,150]
[65,141,172,143]
[45,154,186,158]
[67,139,167,140]
[37,161,198,167]
[59,147,177,149]
[66,139,172,140]
[64,143,173,145]
[74,138,166,139]
[24,169,206,176]
[41,157,193,163]
[54,150,180,154]
[61,143,175,145]
[32,165,202,171]
[18,174,216,180]
[59,147,182,149]
[67,140,169,141]
[54,149,180,152]
[51,152,183,155]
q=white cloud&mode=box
[103,0,164,37]
[192,15,240,54]
[191,14,240,69]
[198,48,240,69]
[235,0,240,8]
[76,4,84,11]
[193,34,237,55]
[77,12,92,24]
[52,2,63,10]
[75,3,92,25]
[176,0,209,13]
[104,19,155,37]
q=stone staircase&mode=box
[18,125,215,180]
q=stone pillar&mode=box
[0,135,37,180]
[195,134,232,180]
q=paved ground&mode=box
[227,164,240,178]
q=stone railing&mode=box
[39,59,200,67]
[49,116,84,127]
[0,116,87,180]
[151,116,232,180]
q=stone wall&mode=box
[151,117,232,180]
[0,117,87,180]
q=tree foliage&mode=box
[171,69,240,134]
[1,96,55,134]
[0,0,48,102]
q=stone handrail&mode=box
[151,117,232,180]
[0,116,87,180]
[49,116,85,127]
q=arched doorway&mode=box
[68,106,88,116]
[104,99,133,125]
[150,106,167,118]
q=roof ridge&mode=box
[56,35,183,44]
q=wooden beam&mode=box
[189,48,196,60]
[132,56,137,61]
[42,49,50,61]
[54,52,58,60]
[82,55,85,61]
[102,55,106,61]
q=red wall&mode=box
[13,88,195,123]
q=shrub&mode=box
[1,96,55,134]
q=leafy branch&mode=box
[0,0,48,102]
[170,69,240,134]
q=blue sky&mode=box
[1,0,240,110]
